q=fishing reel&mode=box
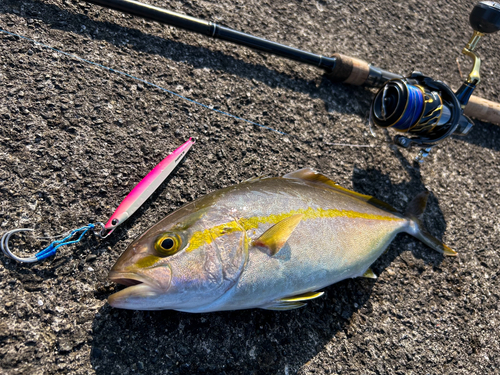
[370,1,500,161]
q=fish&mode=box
[108,168,456,312]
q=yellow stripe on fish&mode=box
[185,207,404,253]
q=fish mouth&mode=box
[108,271,146,287]
[108,272,160,308]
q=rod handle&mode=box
[325,53,370,86]
[464,95,500,125]
[325,54,402,87]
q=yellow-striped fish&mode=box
[108,168,455,312]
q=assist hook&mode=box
[0,224,100,264]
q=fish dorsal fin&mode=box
[241,175,271,183]
[283,168,399,214]
[283,168,372,198]
[283,168,341,188]
[252,214,303,256]
[262,291,324,310]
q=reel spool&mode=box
[370,1,500,161]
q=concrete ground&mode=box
[1,0,500,374]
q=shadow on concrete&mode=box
[450,119,500,152]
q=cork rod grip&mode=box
[326,54,370,86]
[464,95,500,125]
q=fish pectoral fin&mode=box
[262,301,307,311]
[361,268,377,279]
[280,291,325,302]
[252,214,303,256]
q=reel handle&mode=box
[470,1,500,34]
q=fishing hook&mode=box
[1,228,38,263]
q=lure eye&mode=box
[154,234,181,256]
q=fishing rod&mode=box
[85,0,401,87]
[85,0,500,159]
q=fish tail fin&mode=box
[404,191,457,257]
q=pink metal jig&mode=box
[101,138,195,237]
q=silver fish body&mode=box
[108,169,455,312]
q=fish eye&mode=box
[161,238,174,249]
[155,234,181,256]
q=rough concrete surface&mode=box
[1,0,500,374]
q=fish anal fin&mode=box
[252,214,303,256]
[280,291,325,302]
[262,291,324,310]
[361,268,377,279]
[263,302,307,311]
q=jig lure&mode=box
[0,138,195,263]
[101,137,195,237]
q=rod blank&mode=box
[85,0,336,70]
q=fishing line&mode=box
[0,27,375,148]
[0,27,285,135]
